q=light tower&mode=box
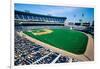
[81,13,85,26]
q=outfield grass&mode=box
[23,28,88,54]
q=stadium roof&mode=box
[15,10,67,19]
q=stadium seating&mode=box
[14,32,79,66]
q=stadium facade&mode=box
[15,10,67,23]
[15,10,67,31]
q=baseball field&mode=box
[23,28,88,55]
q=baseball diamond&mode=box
[31,29,53,35]
[14,4,94,66]
[23,28,88,55]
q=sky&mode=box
[15,3,94,23]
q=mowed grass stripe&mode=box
[23,29,88,54]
